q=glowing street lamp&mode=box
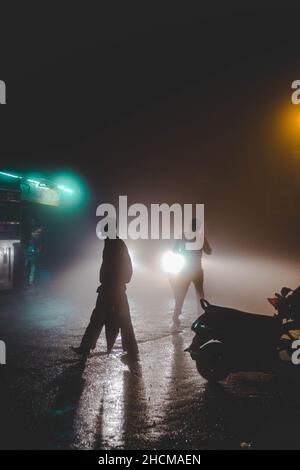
[277,104,300,155]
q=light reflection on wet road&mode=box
[1,254,300,449]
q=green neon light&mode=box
[27,179,41,185]
[0,171,21,179]
[57,185,73,194]
[1,170,74,195]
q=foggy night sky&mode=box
[1,3,300,260]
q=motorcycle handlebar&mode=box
[200,299,210,310]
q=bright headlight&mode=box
[162,250,185,274]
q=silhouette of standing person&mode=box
[71,221,138,358]
[25,219,44,286]
[170,218,211,324]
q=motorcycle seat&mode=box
[200,302,277,338]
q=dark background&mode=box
[1,4,300,450]
[1,2,300,259]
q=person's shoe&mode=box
[121,351,139,367]
[70,346,90,357]
[122,345,139,358]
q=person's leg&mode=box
[193,272,204,316]
[26,259,35,286]
[25,260,30,286]
[78,296,105,354]
[30,261,36,285]
[172,278,190,322]
[34,256,41,284]
[119,293,138,356]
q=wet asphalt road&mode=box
[1,262,300,450]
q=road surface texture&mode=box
[1,252,300,450]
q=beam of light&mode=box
[162,250,185,274]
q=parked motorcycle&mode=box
[186,287,300,382]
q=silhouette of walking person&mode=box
[71,221,138,358]
[170,218,211,324]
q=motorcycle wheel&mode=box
[195,342,229,382]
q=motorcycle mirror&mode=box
[281,287,292,297]
[268,297,279,309]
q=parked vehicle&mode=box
[186,288,300,381]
